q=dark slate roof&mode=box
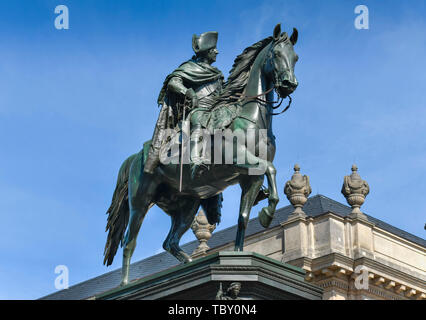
[40,194,426,300]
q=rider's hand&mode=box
[185,88,199,109]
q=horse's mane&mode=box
[214,36,273,107]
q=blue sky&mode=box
[0,0,425,299]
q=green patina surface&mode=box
[104,24,301,288]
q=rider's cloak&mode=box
[156,59,224,129]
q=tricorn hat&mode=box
[192,31,218,54]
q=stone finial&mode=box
[191,209,216,257]
[284,164,312,218]
[341,164,370,219]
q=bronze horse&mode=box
[104,24,299,285]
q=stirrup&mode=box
[190,162,209,180]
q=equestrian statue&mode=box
[103,24,299,286]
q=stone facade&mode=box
[205,212,425,300]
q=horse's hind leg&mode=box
[235,176,264,251]
[121,157,158,286]
[163,198,200,263]
[121,204,150,286]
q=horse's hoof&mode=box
[259,207,273,228]
[120,279,128,287]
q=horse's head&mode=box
[265,24,299,98]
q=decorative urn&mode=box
[341,164,370,218]
[191,209,216,257]
[284,164,312,217]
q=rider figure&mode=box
[144,31,224,177]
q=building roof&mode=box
[40,194,426,300]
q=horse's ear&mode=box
[290,28,298,45]
[273,24,281,40]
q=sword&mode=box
[179,98,189,192]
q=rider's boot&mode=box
[190,126,208,179]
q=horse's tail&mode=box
[103,152,138,266]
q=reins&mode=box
[270,94,291,115]
[231,87,292,116]
[231,86,274,101]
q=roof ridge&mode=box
[364,214,426,244]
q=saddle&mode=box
[142,101,242,168]
[195,102,241,132]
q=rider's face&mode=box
[206,47,218,63]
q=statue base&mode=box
[95,251,323,300]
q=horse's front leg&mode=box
[259,161,279,228]
[240,143,279,229]
[235,176,264,251]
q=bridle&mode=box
[233,87,292,116]
[230,40,294,116]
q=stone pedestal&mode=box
[95,251,323,300]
